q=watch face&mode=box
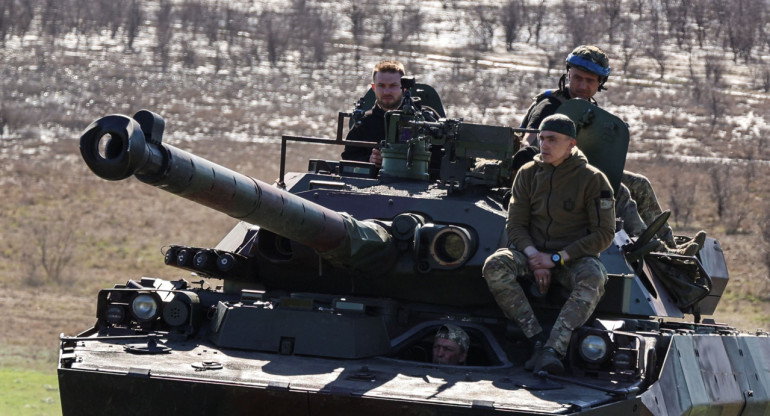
[552,253,560,262]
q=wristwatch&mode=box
[551,252,566,268]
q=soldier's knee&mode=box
[482,251,504,274]
[583,271,607,287]
[572,259,608,291]
[483,249,528,287]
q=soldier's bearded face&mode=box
[567,67,601,100]
[372,71,403,110]
[538,131,575,167]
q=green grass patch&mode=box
[0,368,61,416]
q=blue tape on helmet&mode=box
[566,54,611,77]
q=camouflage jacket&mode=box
[506,148,615,260]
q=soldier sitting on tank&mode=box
[432,324,470,365]
[483,115,615,375]
[341,60,440,169]
[513,45,705,255]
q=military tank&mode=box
[59,85,770,415]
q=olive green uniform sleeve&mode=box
[506,165,536,251]
[561,171,615,260]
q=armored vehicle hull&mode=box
[59,106,770,415]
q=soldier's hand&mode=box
[533,268,551,295]
[528,252,555,270]
[369,148,383,168]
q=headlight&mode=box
[104,304,127,325]
[579,334,608,363]
[131,293,160,322]
[427,226,476,268]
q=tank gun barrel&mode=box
[79,112,352,253]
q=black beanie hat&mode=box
[539,114,576,138]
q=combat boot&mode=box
[524,341,543,371]
[693,230,707,252]
[533,347,564,375]
[669,242,699,256]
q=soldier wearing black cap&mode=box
[483,114,615,375]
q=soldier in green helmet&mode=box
[515,45,704,253]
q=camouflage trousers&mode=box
[622,171,675,246]
[482,248,608,356]
[615,183,645,236]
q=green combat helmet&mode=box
[566,45,612,90]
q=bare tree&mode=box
[619,16,639,74]
[668,173,696,228]
[156,0,174,72]
[99,0,125,39]
[708,164,729,222]
[14,0,34,45]
[687,54,704,103]
[306,7,336,64]
[756,64,770,93]
[598,0,622,44]
[380,17,394,49]
[645,2,666,79]
[347,1,368,44]
[260,10,290,66]
[545,50,563,78]
[40,0,63,47]
[561,0,592,47]
[723,0,764,62]
[125,0,143,52]
[704,87,724,129]
[202,1,220,46]
[526,0,546,46]
[223,5,243,48]
[32,223,76,285]
[181,40,197,68]
[704,55,725,86]
[662,0,690,50]
[468,5,499,51]
[178,0,204,35]
[760,207,770,275]
[629,0,645,18]
[708,164,747,232]
[399,4,423,43]
[501,0,524,51]
[0,0,14,46]
[690,0,712,48]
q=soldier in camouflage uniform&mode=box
[515,45,704,251]
[483,115,615,375]
[432,324,470,365]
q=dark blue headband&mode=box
[566,53,611,77]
